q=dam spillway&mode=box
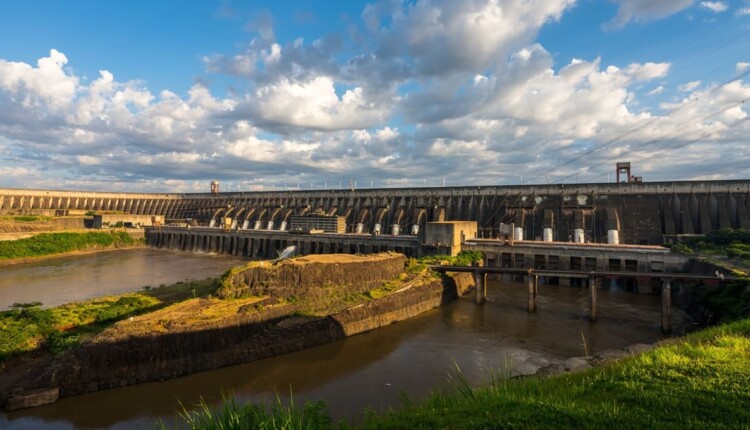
[3,179,750,245]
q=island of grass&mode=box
[1,252,475,410]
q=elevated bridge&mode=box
[432,265,739,334]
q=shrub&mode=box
[47,331,79,355]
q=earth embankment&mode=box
[3,253,473,410]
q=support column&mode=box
[474,271,487,305]
[527,272,538,313]
[661,279,672,334]
[589,275,598,322]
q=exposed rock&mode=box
[626,343,655,355]
[537,356,593,376]
[6,387,59,411]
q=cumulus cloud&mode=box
[1,2,749,191]
[737,7,750,16]
[699,1,728,13]
[0,49,78,109]
[605,0,694,29]
[233,76,391,131]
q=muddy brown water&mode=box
[0,252,693,429]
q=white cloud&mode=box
[365,0,576,78]
[699,1,728,13]
[679,80,702,92]
[624,62,671,81]
[737,62,750,73]
[244,76,390,131]
[375,126,399,141]
[605,0,694,29]
[0,49,78,108]
[648,85,665,95]
[737,7,750,16]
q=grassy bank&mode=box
[0,215,53,223]
[0,230,140,260]
[672,228,750,274]
[0,278,218,361]
[167,318,750,429]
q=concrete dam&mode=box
[3,179,750,245]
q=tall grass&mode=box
[159,395,333,430]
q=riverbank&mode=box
[165,318,750,429]
[0,216,86,235]
[1,253,474,411]
[0,230,145,267]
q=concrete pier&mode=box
[589,275,598,322]
[474,271,487,305]
[662,279,672,334]
[527,272,538,313]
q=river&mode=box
[0,249,244,309]
[0,251,692,429]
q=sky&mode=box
[0,0,749,193]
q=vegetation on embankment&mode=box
[672,228,750,275]
[0,253,446,366]
[0,278,218,361]
[166,318,750,430]
[668,228,750,322]
[0,230,142,261]
[0,215,53,223]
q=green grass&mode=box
[165,319,750,429]
[0,278,218,361]
[0,215,52,223]
[674,229,750,265]
[160,395,333,430]
[418,250,484,267]
[0,230,140,260]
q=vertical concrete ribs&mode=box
[3,179,750,245]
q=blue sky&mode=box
[0,0,749,192]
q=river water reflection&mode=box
[0,252,693,429]
[0,249,244,309]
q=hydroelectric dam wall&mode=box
[3,179,750,245]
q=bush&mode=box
[12,216,39,222]
[453,250,484,266]
[671,243,694,254]
[47,331,79,355]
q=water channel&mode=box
[0,250,693,429]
